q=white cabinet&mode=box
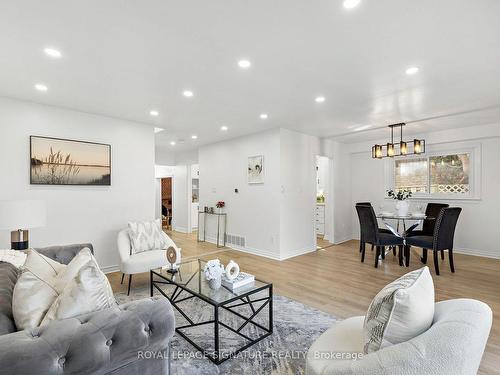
[315,204,325,235]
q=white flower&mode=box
[203,259,224,280]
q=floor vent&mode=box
[225,234,246,248]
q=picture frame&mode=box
[248,155,264,184]
[30,135,111,186]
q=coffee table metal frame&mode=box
[150,267,273,365]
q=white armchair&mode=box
[117,229,181,295]
[306,298,492,375]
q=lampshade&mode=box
[0,200,46,230]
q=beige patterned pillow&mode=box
[128,219,168,254]
[12,249,66,330]
[363,266,435,353]
[41,255,115,325]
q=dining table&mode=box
[375,213,436,266]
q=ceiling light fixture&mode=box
[315,96,326,103]
[372,123,425,159]
[260,113,268,119]
[154,127,164,133]
[170,141,176,146]
[44,47,62,58]
[238,59,251,69]
[191,135,198,139]
[220,126,228,131]
[35,83,48,92]
[405,66,419,75]
[150,110,159,117]
[343,0,361,9]
[183,90,194,97]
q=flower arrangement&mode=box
[387,189,412,201]
[216,201,225,208]
[203,259,224,281]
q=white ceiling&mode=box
[1,0,500,151]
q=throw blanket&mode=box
[0,250,27,268]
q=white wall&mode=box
[279,128,319,258]
[0,97,155,272]
[347,124,500,258]
[199,129,282,258]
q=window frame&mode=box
[385,141,481,201]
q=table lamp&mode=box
[0,200,46,250]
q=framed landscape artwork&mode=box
[248,155,264,184]
[30,136,111,186]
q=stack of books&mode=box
[222,272,255,290]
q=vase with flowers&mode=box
[387,189,412,217]
[203,259,225,290]
[216,201,225,214]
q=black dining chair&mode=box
[356,202,393,253]
[407,203,449,260]
[405,207,462,275]
[355,204,404,268]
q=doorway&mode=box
[316,155,333,248]
[161,177,173,230]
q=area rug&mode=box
[115,286,337,375]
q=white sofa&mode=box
[306,299,492,375]
[117,229,181,295]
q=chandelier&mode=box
[371,123,425,159]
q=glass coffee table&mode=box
[150,259,273,364]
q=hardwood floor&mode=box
[108,231,500,374]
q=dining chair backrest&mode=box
[356,204,379,244]
[433,207,462,251]
[422,203,449,235]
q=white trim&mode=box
[173,226,189,233]
[101,264,120,274]
[453,248,500,260]
[280,247,316,260]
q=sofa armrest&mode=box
[34,243,94,265]
[0,297,175,375]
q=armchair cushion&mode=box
[121,250,169,274]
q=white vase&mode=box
[208,276,222,290]
[396,200,410,217]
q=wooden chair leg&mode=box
[371,244,374,251]
[421,249,428,264]
[441,249,445,260]
[127,274,133,296]
[374,246,380,268]
[449,248,455,273]
[361,242,366,263]
[398,245,403,266]
[121,273,125,284]
[433,251,440,276]
[359,240,362,253]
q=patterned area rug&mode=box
[115,285,337,375]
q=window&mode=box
[394,153,472,197]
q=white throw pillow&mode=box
[53,247,93,293]
[41,255,116,325]
[363,266,435,354]
[12,249,66,330]
[128,219,169,254]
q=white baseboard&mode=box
[333,236,352,245]
[280,246,316,260]
[101,264,120,274]
[173,226,189,233]
[453,247,500,259]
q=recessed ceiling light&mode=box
[220,126,228,131]
[149,110,159,117]
[44,47,62,58]
[260,113,268,120]
[343,0,361,9]
[405,66,419,75]
[35,83,48,92]
[154,127,164,133]
[238,59,251,69]
[191,135,198,139]
[170,141,176,146]
[183,90,194,97]
[315,96,326,103]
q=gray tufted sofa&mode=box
[0,244,175,375]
